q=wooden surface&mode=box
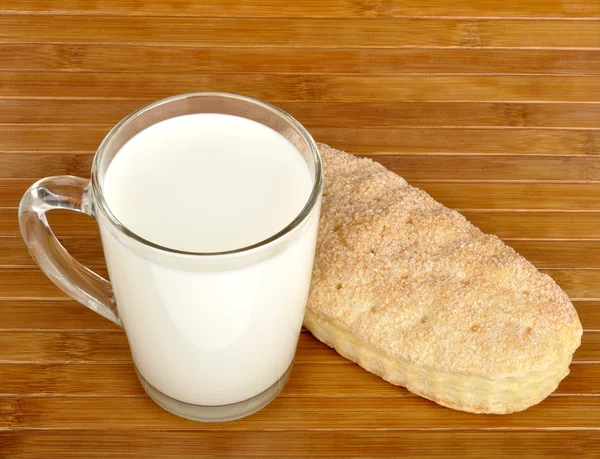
[1,1,599,457]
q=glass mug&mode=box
[19,93,323,422]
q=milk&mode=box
[103,114,313,253]
[98,114,319,406]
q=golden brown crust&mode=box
[305,143,582,413]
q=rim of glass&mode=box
[91,92,323,257]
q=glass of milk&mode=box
[18,93,323,422]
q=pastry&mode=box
[305,144,582,414]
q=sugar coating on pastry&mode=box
[305,143,582,414]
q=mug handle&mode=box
[18,175,122,326]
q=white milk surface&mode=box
[104,114,312,253]
[99,114,319,406]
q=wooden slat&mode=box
[573,302,600,330]
[5,125,600,156]
[2,16,600,49]
[373,155,600,181]
[0,300,121,331]
[504,241,600,269]
[0,0,394,18]
[0,154,91,179]
[292,102,600,129]
[4,45,600,75]
[0,184,27,209]
[313,127,600,155]
[463,212,600,239]
[2,396,600,430]
[416,182,600,211]
[0,361,595,398]
[2,299,597,332]
[0,125,109,153]
[5,179,600,213]
[0,363,144,396]
[5,236,600,270]
[2,431,599,458]
[2,0,599,18]
[3,153,599,181]
[0,330,597,365]
[0,330,131,364]
[0,99,143,125]
[0,209,98,234]
[4,73,600,102]
[546,270,600,300]
[0,237,105,268]
[4,100,600,128]
[514,363,596,396]
[0,269,107,299]
[391,1,600,18]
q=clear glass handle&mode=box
[18,175,122,326]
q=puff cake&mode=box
[305,144,582,414]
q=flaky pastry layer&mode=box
[305,309,571,414]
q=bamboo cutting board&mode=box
[1,1,599,457]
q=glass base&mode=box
[135,363,293,422]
